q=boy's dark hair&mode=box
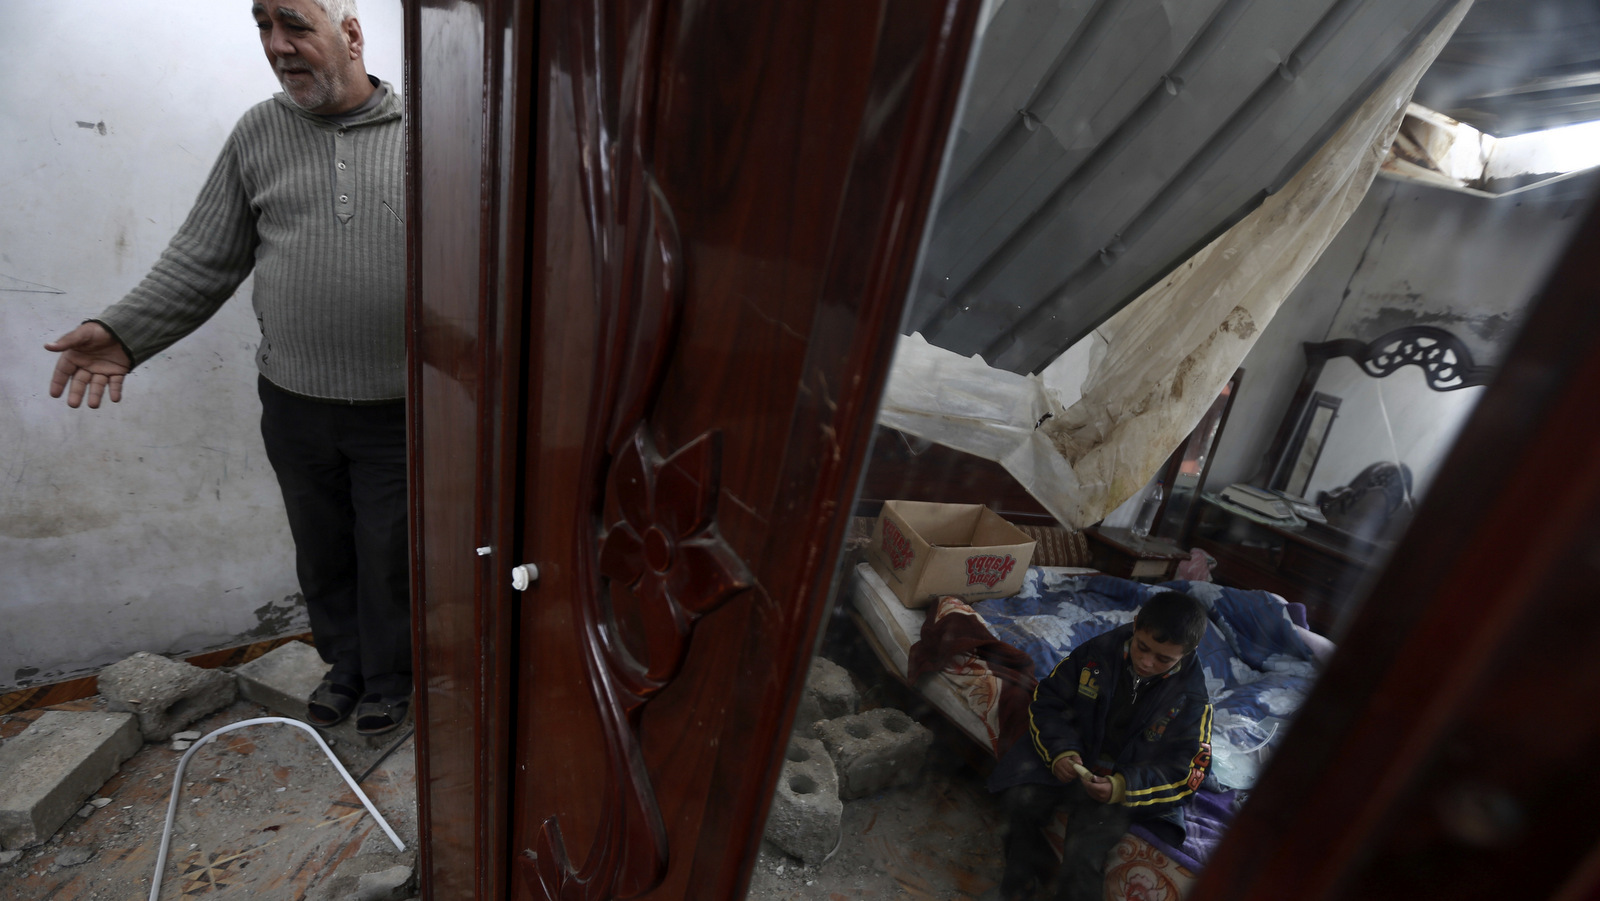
[1134,591,1208,651]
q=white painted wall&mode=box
[0,1,404,691]
[1207,173,1596,495]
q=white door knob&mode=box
[511,563,539,591]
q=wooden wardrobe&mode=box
[403,1,1600,899]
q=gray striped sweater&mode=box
[97,84,406,402]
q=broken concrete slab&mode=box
[0,711,140,849]
[793,657,861,734]
[234,640,324,718]
[763,736,842,864]
[234,641,405,752]
[355,864,417,901]
[98,652,236,742]
[814,707,933,800]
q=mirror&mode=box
[1276,393,1340,500]
[751,0,1600,898]
[1259,326,1492,548]
[1294,359,1486,503]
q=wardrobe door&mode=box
[505,2,978,899]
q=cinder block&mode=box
[762,737,842,864]
[0,711,141,849]
[234,640,326,718]
[814,707,933,800]
[98,652,236,742]
[792,657,860,733]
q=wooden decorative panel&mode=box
[505,1,980,899]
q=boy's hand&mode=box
[1051,754,1084,783]
[1081,773,1114,803]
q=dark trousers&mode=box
[259,377,411,698]
[1000,782,1133,901]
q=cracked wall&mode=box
[1209,172,1597,491]
[1326,178,1593,366]
[0,3,403,691]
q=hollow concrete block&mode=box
[814,707,932,800]
[762,736,842,863]
[792,657,860,734]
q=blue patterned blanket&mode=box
[972,570,1320,791]
[971,570,1324,871]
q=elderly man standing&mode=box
[44,0,410,735]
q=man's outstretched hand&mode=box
[46,322,132,409]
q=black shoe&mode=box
[355,693,412,736]
[306,677,363,726]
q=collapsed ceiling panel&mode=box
[905,0,1463,374]
[1410,0,1600,137]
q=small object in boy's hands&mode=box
[1072,762,1094,780]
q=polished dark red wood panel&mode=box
[508,1,979,899]
[407,1,535,899]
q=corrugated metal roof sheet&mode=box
[1411,0,1600,136]
[906,0,1462,374]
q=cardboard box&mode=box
[866,501,1036,608]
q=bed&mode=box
[848,561,1329,897]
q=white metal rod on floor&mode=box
[148,716,405,901]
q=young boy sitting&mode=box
[988,591,1213,901]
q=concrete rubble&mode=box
[792,657,860,734]
[762,655,937,866]
[234,639,325,716]
[235,639,403,750]
[814,707,933,800]
[97,652,236,742]
[762,736,842,864]
[356,864,418,901]
[1,642,423,900]
[0,711,141,849]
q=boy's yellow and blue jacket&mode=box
[988,622,1214,839]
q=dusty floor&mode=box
[1,606,1005,901]
[745,608,1011,901]
[0,696,418,901]
[743,739,1008,901]
[1,698,1003,901]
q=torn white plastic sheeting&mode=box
[879,332,1092,523]
[880,0,1472,529]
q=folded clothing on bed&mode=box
[907,597,1037,754]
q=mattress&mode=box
[848,561,1098,755]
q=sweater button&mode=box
[339,194,350,203]
[337,161,347,170]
